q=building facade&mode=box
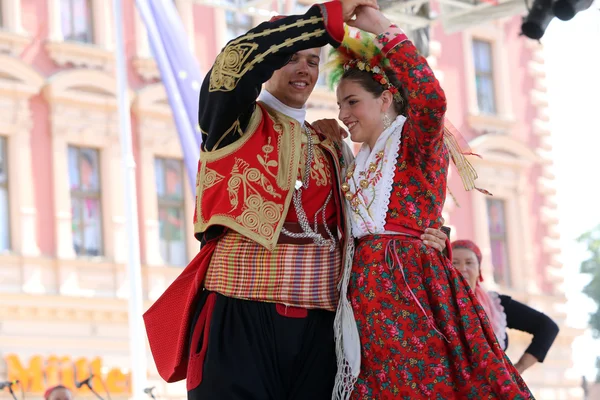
[0,0,582,398]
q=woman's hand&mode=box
[514,353,538,374]
[346,5,391,35]
[421,228,447,252]
[312,119,348,145]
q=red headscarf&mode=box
[451,239,507,347]
[451,239,483,282]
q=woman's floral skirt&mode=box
[348,234,534,400]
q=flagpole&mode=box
[112,0,147,399]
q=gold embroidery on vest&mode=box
[237,194,282,239]
[227,158,283,237]
[297,138,332,187]
[257,137,279,180]
[201,167,225,189]
[228,158,282,211]
[310,145,333,187]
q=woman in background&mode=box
[452,239,560,373]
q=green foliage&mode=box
[577,225,600,382]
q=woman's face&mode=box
[452,248,480,289]
[337,79,387,149]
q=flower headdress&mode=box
[327,28,402,102]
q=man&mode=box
[144,1,448,399]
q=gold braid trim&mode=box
[210,16,325,92]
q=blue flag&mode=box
[135,0,203,192]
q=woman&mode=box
[325,6,534,400]
[452,239,560,374]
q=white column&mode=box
[12,125,40,257]
[134,7,151,58]
[51,120,76,260]
[4,0,25,34]
[112,0,147,397]
[94,0,115,50]
[47,0,64,41]
[107,141,127,264]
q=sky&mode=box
[542,3,600,380]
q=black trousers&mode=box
[187,291,337,400]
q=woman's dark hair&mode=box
[341,67,407,116]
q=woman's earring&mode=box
[382,113,392,130]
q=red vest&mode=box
[194,102,304,250]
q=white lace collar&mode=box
[345,115,407,238]
[257,90,306,125]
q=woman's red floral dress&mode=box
[345,26,534,399]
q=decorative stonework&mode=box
[0,295,128,323]
[133,57,161,81]
[525,39,563,292]
[0,31,30,57]
[0,0,29,56]
[468,134,540,293]
[45,41,115,71]
[0,55,44,259]
[46,0,115,72]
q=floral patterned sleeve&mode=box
[375,25,447,151]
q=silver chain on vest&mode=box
[280,124,337,251]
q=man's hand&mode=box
[346,5,391,35]
[341,0,379,23]
[312,118,348,144]
[421,228,447,252]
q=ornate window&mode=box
[473,39,496,115]
[46,0,114,70]
[467,134,542,292]
[132,83,197,273]
[462,23,515,133]
[61,0,94,44]
[68,146,103,257]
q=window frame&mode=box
[462,23,515,132]
[68,145,104,257]
[486,197,511,287]
[472,38,497,115]
[154,157,188,267]
[61,0,95,44]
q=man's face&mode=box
[264,48,321,109]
